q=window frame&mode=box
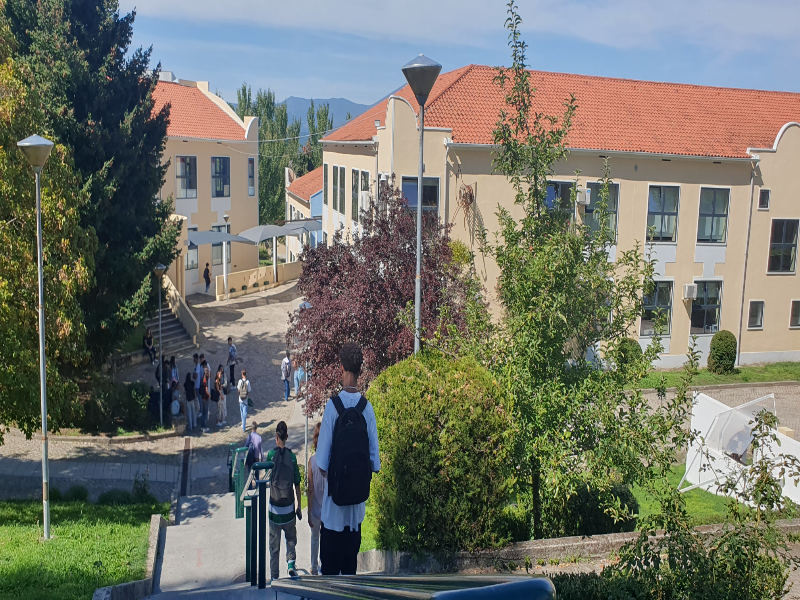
[646,185,681,243]
[585,181,619,238]
[790,300,800,329]
[758,189,770,211]
[545,181,574,212]
[338,166,346,215]
[248,158,256,196]
[175,156,198,200]
[211,224,231,266]
[352,168,360,223]
[696,187,730,244]
[323,163,329,206]
[640,280,673,337]
[747,300,765,330]
[767,218,798,274]
[185,226,199,271]
[690,280,723,335]
[401,176,441,215]
[211,157,231,198]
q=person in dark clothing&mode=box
[184,373,198,430]
[204,263,211,293]
[143,328,156,364]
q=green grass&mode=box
[636,361,800,390]
[0,499,169,600]
[632,464,732,528]
[359,502,377,553]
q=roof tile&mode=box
[153,81,246,141]
[287,166,323,203]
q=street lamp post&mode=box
[17,134,54,539]
[402,55,441,355]
[223,214,230,300]
[153,263,167,428]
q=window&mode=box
[211,224,231,266]
[323,164,329,206]
[697,188,729,243]
[585,182,619,236]
[185,226,198,270]
[402,177,439,213]
[211,157,230,198]
[545,182,573,211]
[759,189,770,210]
[361,171,370,193]
[352,168,360,222]
[323,231,328,247]
[290,205,295,221]
[748,300,764,329]
[791,301,800,328]
[248,158,255,196]
[332,165,339,212]
[640,281,672,336]
[691,281,722,334]
[768,219,798,273]
[176,156,197,199]
[647,186,679,242]
[338,167,345,214]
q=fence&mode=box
[214,261,303,301]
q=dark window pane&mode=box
[759,189,770,209]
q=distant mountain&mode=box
[281,97,370,139]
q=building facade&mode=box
[321,65,800,368]
[285,166,324,261]
[152,74,260,298]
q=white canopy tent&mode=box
[238,219,322,285]
[186,230,256,301]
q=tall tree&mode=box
[235,83,301,224]
[4,0,181,360]
[294,99,332,177]
[0,8,97,442]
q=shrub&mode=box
[97,489,133,505]
[614,337,643,369]
[49,487,63,502]
[369,351,515,552]
[230,288,235,293]
[64,485,89,502]
[132,473,157,505]
[542,483,638,538]
[707,329,736,374]
[253,281,259,287]
[241,285,247,291]
[79,377,152,433]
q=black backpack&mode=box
[327,395,372,506]
[270,447,295,506]
[245,442,257,469]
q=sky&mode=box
[119,0,800,107]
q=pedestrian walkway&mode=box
[0,456,179,483]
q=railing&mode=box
[230,446,249,519]
[214,261,303,301]
[243,461,274,589]
[164,275,199,345]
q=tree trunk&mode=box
[532,457,542,539]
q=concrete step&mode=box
[146,316,180,329]
[162,339,197,355]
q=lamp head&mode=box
[17,134,54,172]
[153,263,167,278]
[223,213,230,223]
[401,54,442,107]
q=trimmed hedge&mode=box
[369,351,515,552]
[708,329,736,374]
[614,337,643,369]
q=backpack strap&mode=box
[331,395,344,416]
[355,394,368,414]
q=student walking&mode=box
[265,421,303,581]
[170,356,179,385]
[281,351,292,402]
[143,328,156,364]
[244,421,263,486]
[307,422,324,575]
[215,364,228,426]
[315,342,380,576]
[203,263,211,293]
[184,373,198,431]
[293,362,306,398]
[237,369,252,433]
[200,363,211,433]
[227,337,237,383]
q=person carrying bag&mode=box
[237,368,252,433]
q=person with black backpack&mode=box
[315,342,380,576]
[264,421,303,581]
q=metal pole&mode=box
[223,239,228,301]
[35,169,50,540]
[414,104,425,354]
[250,491,258,586]
[258,479,267,588]
[158,278,163,428]
[272,237,278,284]
[304,360,309,475]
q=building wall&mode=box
[162,117,259,297]
[323,100,800,368]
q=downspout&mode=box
[390,98,395,178]
[443,139,450,224]
[736,159,759,366]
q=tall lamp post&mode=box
[153,263,167,428]
[402,55,441,354]
[17,134,54,539]
[223,214,230,300]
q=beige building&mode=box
[152,72,260,298]
[322,65,800,368]
[285,166,325,262]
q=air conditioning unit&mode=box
[683,283,698,300]
[576,187,590,206]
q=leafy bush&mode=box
[132,473,157,505]
[253,281,259,287]
[64,485,89,502]
[708,329,736,374]
[97,489,134,505]
[369,351,515,552]
[613,337,643,370]
[49,487,63,502]
[79,378,152,433]
[542,483,638,538]
[241,285,247,291]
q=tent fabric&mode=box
[187,230,257,247]
[238,219,322,243]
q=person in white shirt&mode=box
[281,351,292,402]
[237,368,252,433]
[315,342,380,575]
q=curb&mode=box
[638,380,799,394]
[92,513,167,600]
[357,518,800,575]
[49,430,178,445]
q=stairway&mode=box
[145,309,196,356]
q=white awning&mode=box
[187,230,257,247]
[238,219,322,243]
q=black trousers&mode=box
[320,525,361,575]
[229,364,235,384]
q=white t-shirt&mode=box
[237,378,251,401]
[315,391,380,532]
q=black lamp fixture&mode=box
[401,54,442,107]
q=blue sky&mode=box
[120,0,800,107]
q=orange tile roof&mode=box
[326,65,800,158]
[152,81,246,141]
[287,166,323,203]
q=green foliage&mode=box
[369,351,515,552]
[49,487,63,502]
[614,337,644,370]
[63,485,89,502]
[708,329,737,374]
[636,361,800,390]
[97,489,134,506]
[79,378,152,433]
[542,483,638,538]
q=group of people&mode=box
[247,341,380,581]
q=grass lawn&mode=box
[636,361,800,390]
[632,464,732,528]
[0,499,168,600]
